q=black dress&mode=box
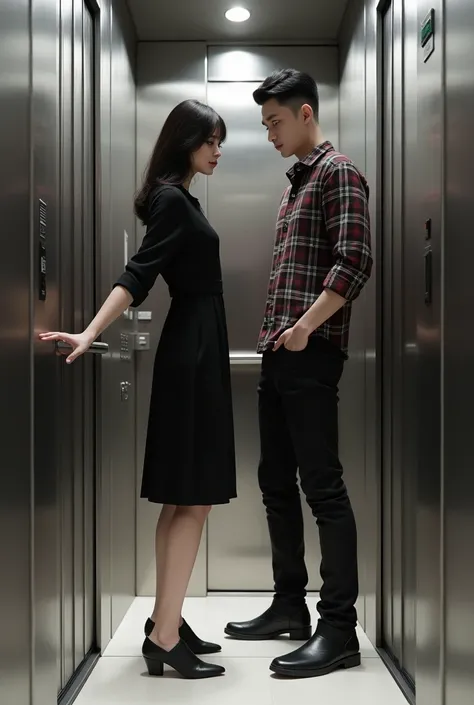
[114,185,237,506]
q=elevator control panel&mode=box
[137,311,152,321]
[421,9,435,63]
[39,199,47,301]
[134,333,150,350]
[120,333,131,361]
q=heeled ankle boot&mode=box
[142,637,225,679]
[144,618,221,655]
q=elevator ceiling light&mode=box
[225,7,251,22]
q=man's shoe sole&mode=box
[269,652,361,678]
[224,626,312,641]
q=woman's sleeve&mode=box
[113,187,188,307]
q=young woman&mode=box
[40,100,236,680]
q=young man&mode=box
[225,69,373,678]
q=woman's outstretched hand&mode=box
[39,331,95,364]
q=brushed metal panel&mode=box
[391,0,404,666]
[444,0,474,703]
[362,0,381,649]
[31,0,62,700]
[415,1,444,704]
[208,366,273,589]
[379,0,419,686]
[206,42,339,591]
[72,0,86,669]
[109,0,138,633]
[58,0,75,685]
[400,0,419,681]
[381,1,394,655]
[96,0,115,652]
[208,45,338,82]
[95,0,138,648]
[82,0,96,661]
[0,0,33,703]
[135,42,208,597]
[338,0,369,629]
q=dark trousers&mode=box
[258,337,358,633]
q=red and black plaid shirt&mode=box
[257,141,373,356]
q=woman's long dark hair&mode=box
[134,99,227,224]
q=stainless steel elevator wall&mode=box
[339,0,373,632]
[340,2,474,705]
[4,1,474,704]
[0,1,32,703]
[444,0,474,702]
[339,0,380,645]
[0,2,137,704]
[97,0,137,645]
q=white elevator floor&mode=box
[75,596,408,705]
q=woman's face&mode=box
[191,132,222,177]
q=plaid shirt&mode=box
[257,141,373,355]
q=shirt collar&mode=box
[286,140,335,182]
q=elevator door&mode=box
[57,0,97,692]
[381,0,417,686]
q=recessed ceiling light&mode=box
[225,7,251,22]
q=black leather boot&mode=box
[142,637,225,679]
[145,618,221,655]
[269,622,361,678]
[224,602,312,641]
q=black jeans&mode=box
[258,336,358,633]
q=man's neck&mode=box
[295,126,326,161]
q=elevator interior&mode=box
[1,1,474,705]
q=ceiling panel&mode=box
[126,0,349,42]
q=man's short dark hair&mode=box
[253,69,319,119]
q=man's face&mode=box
[261,98,307,159]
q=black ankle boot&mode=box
[142,637,225,679]
[269,622,361,678]
[145,618,222,655]
[224,602,312,641]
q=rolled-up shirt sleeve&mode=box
[114,187,188,307]
[322,162,373,301]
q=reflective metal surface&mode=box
[444,0,474,703]
[95,0,138,652]
[338,0,382,646]
[229,353,262,366]
[108,0,137,634]
[31,1,99,698]
[31,0,62,698]
[416,1,444,703]
[0,1,32,703]
[338,0,371,631]
[55,341,109,354]
[400,0,419,682]
[0,0,138,703]
[379,0,417,684]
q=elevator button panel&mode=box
[120,333,131,361]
